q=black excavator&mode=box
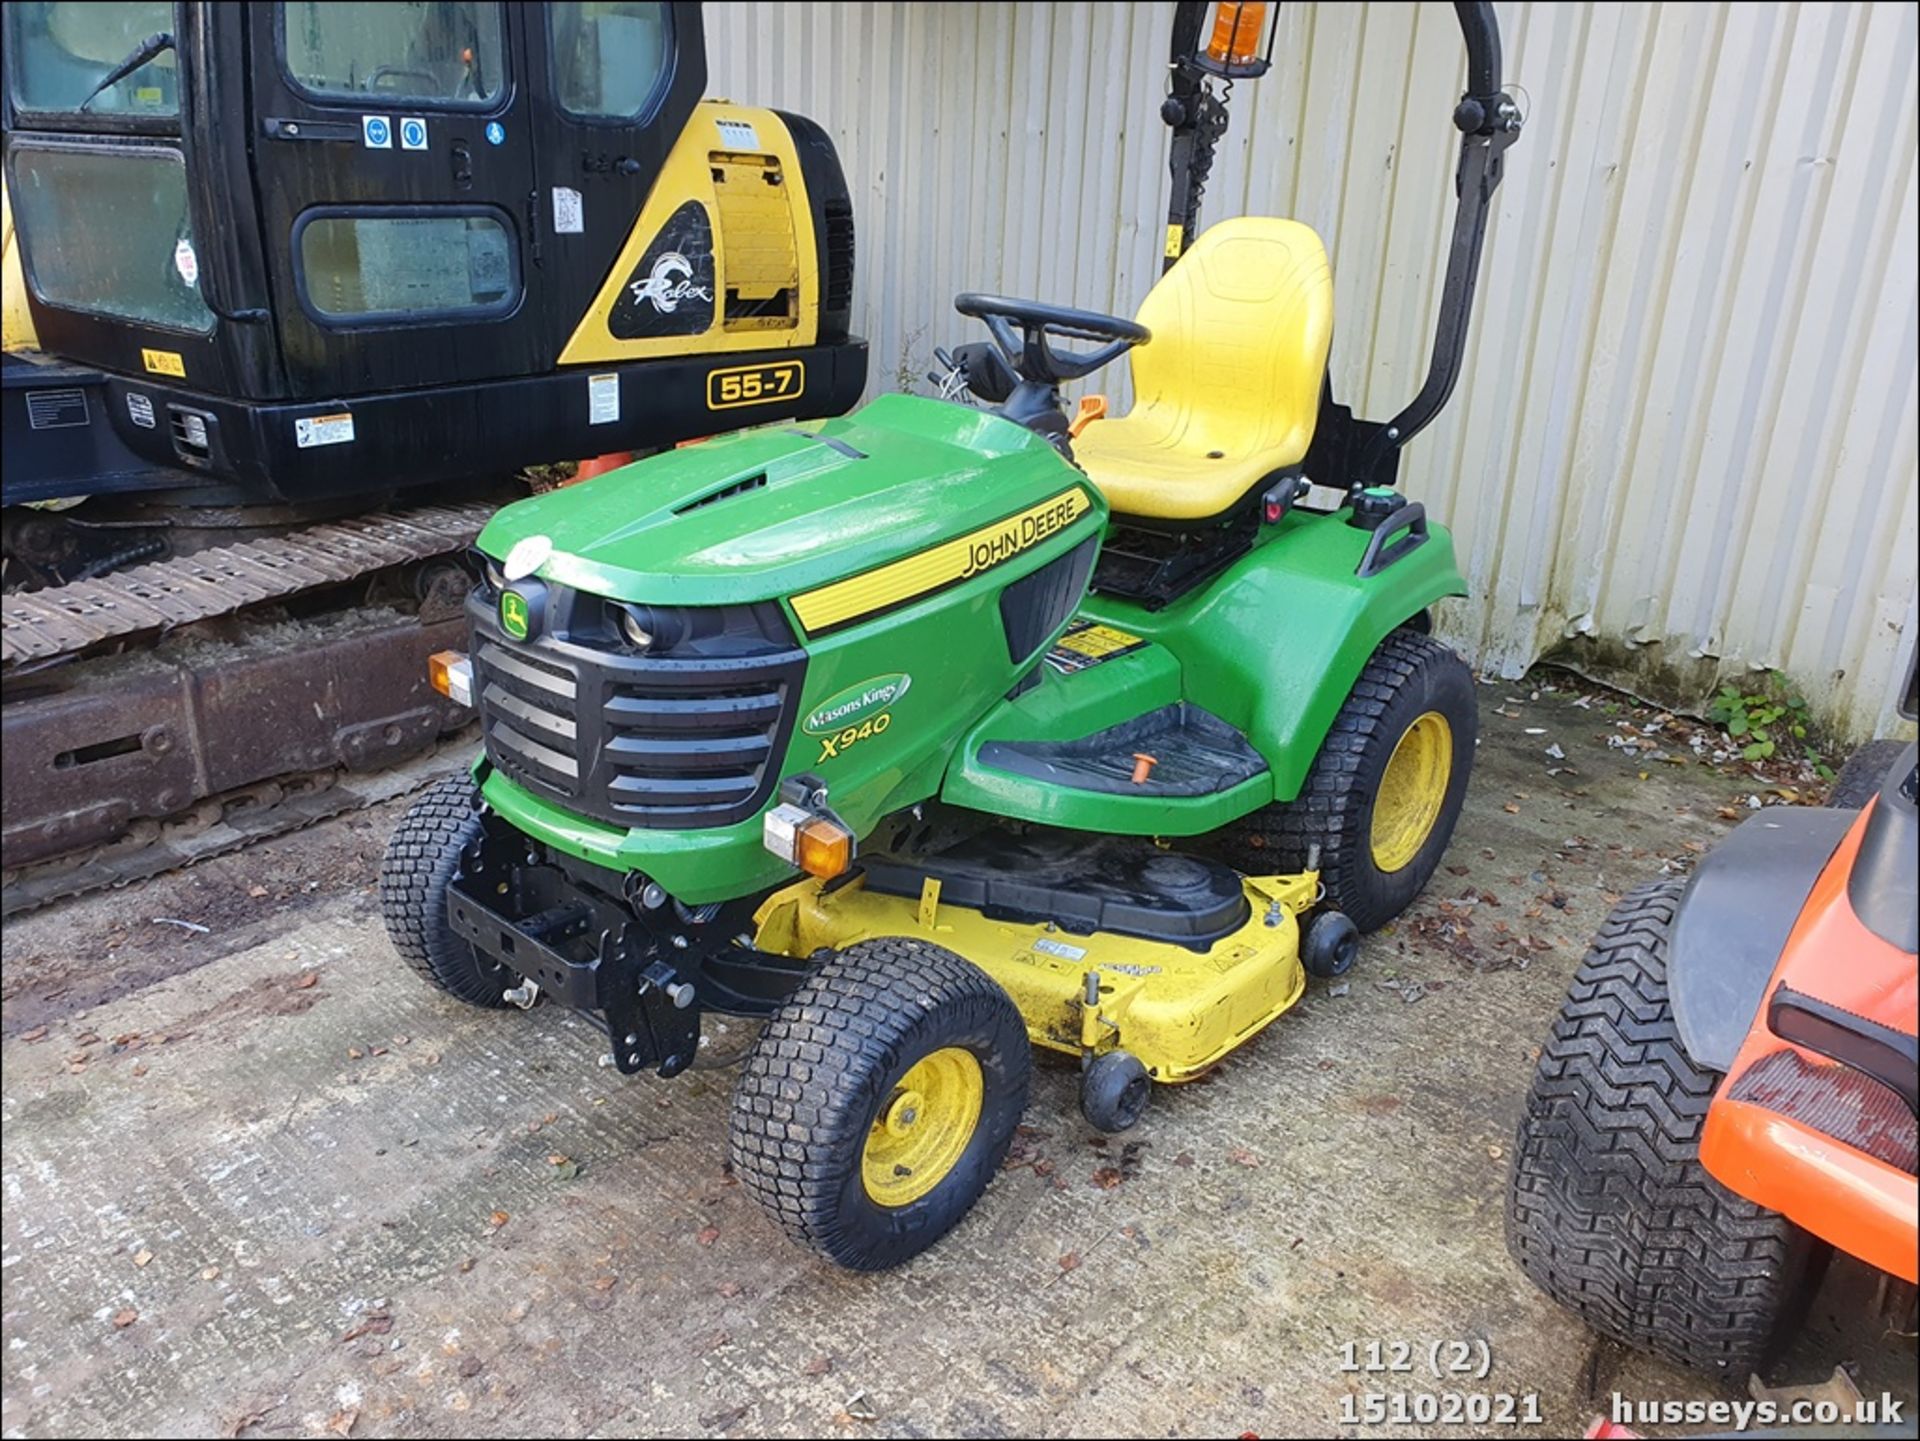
[1,0,865,911]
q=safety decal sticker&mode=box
[294,412,355,449]
[140,348,186,378]
[588,372,620,425]
[25,389,88,430]
[1045,619,1148,674]
[399,117,428,151]
[362,115,391,148]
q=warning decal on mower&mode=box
[1045,619,1148,674]
[790,487,1094,634]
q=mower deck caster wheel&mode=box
[1081,1050,1150,1133]
[1303,911,1360,979]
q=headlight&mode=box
[484,557,506,592]
[619,605,655,650]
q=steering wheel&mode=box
[954,293,1149,386]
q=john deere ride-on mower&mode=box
[383,1,1523,1268]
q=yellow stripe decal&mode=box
[791,487,1093,634]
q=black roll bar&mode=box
[1163,1,1524,493]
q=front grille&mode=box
[471,605,806,831]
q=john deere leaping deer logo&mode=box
[629,252,712,313]
[499,590,531,641]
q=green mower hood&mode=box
[476,394,1086,609]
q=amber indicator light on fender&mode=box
[707,359,805,409]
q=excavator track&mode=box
[3,503,497,902]
[0,735,476,917]
[2,501,497,669]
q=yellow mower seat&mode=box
[1076,217,1333,524]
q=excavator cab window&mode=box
[6,144,212,332]
[279,1,505,108]
[4,0,180,120]
[296,208,518,322]
[550,2,673,120]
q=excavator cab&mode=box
[1,1,865,509]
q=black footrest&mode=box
[978,702,1266,797]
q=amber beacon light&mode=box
[1196,1,1275,78]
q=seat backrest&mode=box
[1128,217,1334,466]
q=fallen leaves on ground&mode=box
[339,1312,392,1343]
[1091,1166,1123,1189]
[1226,1147,1262,1168]
[696,1225,721,1247]
[1058,1252,1081,1272]
[111,1307,139,1329]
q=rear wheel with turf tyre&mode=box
[727,936,1030,1269]
[1506,880,1813,1374]
[1830,738,1906,809]
[380,776,515,1009]
[1220,631,1476,932]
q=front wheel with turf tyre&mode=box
[379,776,516,1009]
[1221,631,1476,932]
[727,937,1031,1270]
[1506,880,1813,1374]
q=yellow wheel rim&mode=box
[1370,711,1454,873]
[861,1046,984,1207]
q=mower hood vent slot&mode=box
[1000,535,1098,664]
[673,472,768,515]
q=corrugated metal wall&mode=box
[707,1,1919,739]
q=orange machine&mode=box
[1701,797,1918,1285]
[1507,656,1917,1375]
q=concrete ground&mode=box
[2,678,1913,1439]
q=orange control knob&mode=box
[1069,394,1109,439]
[1130,753,1158,785]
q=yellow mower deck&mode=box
[753,869,1316,1081]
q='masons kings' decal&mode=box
[803,674,912,735]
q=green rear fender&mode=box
[943,509,1467,830]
